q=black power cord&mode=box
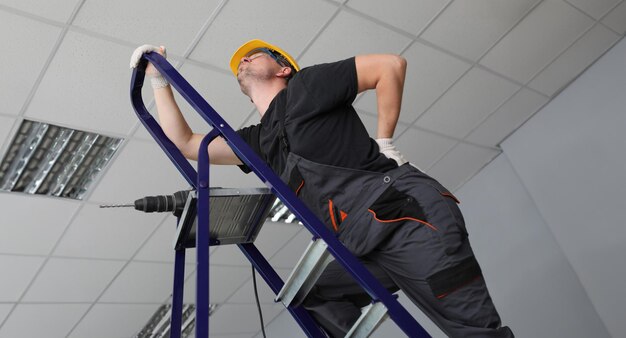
[252,265,267,338]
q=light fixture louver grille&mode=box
[0,119,122,200]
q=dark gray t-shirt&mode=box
[237,57,397,175]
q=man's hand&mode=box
[376,138,407,166]
[130,44,169,88]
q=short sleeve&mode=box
[235,124,262,174]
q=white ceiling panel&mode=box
[0,255,44,302]
[603,1,626,34]
[254,221,302,259]
[394,127,458,171]
[0,116,16,149]
[427,142,500,191]
[54,203,164,260]
[189,0,337,70]
[529,24,620,96]
[99,261,184,303]
[0,0,80,23]
[0,193,80,255]
[0,11,61,116]
[466,88,548,147]
[210,245,250,267]
[183,265,252,304]
[565,0,621,19]
[355,41,471,123]
[298,10,412,66]
[22,257,124,302]
[133,215,201,263]
[356,111,378,137]
[416,67,520,138]
[480,0,595,84]
[269,229,312,269]
[346,0,447,35]
[68,303,159,338]
[24,31,139,135]
[0,305,12,326]
[88,139,190,204]
[227,268,292,304]
[207,164,267,188]
[73,0,221,55]
[0,303,89,338]
[421,0,540,61]
[209,303,283,335]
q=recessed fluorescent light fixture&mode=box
[0,119,122,200]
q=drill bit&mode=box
[99,204,135,208]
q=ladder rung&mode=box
[344,301,389,338]
[275,238,334,307]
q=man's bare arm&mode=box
[354,54,407,139]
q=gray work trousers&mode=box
[303,225,514,337]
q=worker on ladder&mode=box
[130,40,514,337]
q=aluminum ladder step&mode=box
[345,301,389,338]
[275,238,334,307]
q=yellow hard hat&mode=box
[229,39,300,77]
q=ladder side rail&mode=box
[170,248,186,338]
[132,53,430,337]
[130,62,198,187]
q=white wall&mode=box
[260,37,626,338]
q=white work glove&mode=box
[130,44,169,89]
[376,138,408,166]
[377,138,424,171]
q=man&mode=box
[130,40,514,337]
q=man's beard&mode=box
[237,66,274,97]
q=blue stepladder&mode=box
[130,52,431,338]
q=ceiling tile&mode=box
[0,304,89,338]
[565,0,621,19]
[254,221,303,260]
[210,245,250,267]
[183,265,252,304]
[355,41,471,123]
[134,216,191,263]
[298,10,412,66]
[24,31,139,135]
[0,255,44,302]
[356,111,377,137]
[73,0,221,55]
[189,0,337,70]
[209,303,283,335]
[602,1,626,35]
[0,11,61,116]
[0,0,80,22]
[88,140,190,204]
[269,229,313,269]
[68,303,159,338]
[394,127,458,170]
[480,0,595,84]
[0,193,80,255]
[0,116,16,150]
[529,24,620,96]
[100,261,186,303]
[54,204,164,260]
[466,88,548,147]
[346,0,447,35]
[421,0,540,61]
[227,267,292,304]
[427,142,500,191]
[0,304,12,325]
[416,67,520,138]
[22,257,124,302]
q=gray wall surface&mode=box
[258,37,626,338]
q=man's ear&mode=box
[276,66,292,78]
